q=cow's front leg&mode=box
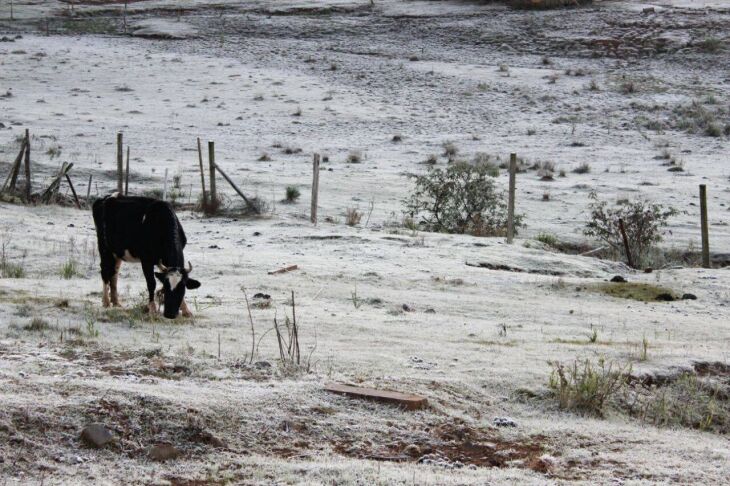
[110,258,122,307]
[180,299,193,318]
[142,262,158,315]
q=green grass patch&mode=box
[590,282,677,302]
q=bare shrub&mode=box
[584,192,677,267]
[442,141,458,160]
[346,151,362,164]
[345,208,362,226]
[404,161,522,236]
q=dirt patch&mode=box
[466,261,564,276]
[334,420,548,471]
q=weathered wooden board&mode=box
[268,265,298,275]
[324,383,427,411]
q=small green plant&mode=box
[573,162,591,174]
[589,328,598,343]
[351,287,362,309]
[46,146,62,159]
[536,233,558,247]
[1,241,26,279]
[285,186,301,203]
[24,317,52,332]
[548,358,630,417]
[639,334,649,361]
[697,36,723,54]
[60,258,79,279]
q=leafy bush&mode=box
[404,161,521,236]
[584,193,677,267]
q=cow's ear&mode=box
[186,278,201,290]
[154,272,165,282]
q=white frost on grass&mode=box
[130,19,198,40]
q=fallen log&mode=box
[324,383,428,411]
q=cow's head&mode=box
[155,261,201,319]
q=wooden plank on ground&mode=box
[324,383,428,411]
[267,264,298,275]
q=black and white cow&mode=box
[92,194,201,319]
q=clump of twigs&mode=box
[275,291,301,370]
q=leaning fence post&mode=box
[506,153,517,243]
[116,132,123,193]
[700,184,710,268]
[23,129,31,200]
[208,141,217,210]
[311,153,320,225]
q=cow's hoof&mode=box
[181,310,193,318]
[112,302,122,308]
[147,302,159,315]
[102,301,111,308]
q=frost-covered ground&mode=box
[1,1,730,484]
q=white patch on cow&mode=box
[122,250,140,262]
[167,270,183,289]
[111,192,120,198]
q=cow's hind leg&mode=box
[110,258,122,307]
[100,255,117,308]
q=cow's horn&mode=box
[158,260,169,272]
[186,261,193,273]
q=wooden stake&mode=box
[311,153,320,225]
[124,146,130,195]
[618,218,634,269]
[197,137,207,209]
[208,141,217,209]
[700,184,710,269]
[65,174,81,209]
[86,174,93,202]
[116,132,123,194]
[1,138,25,192]
[162,168,169,201]
[506,153,517,244]
[23,129,31,200]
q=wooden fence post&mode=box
[124,146,130,195]
[311,153,320,225]
[23,129,31,200]
[197,137,207,209]
[700,184,710,268]
[506,153,517,243]
[162,168,169,201]
[208,141,216,208]
[116,132,123,193]
[86,174,93,203]
[618,218,634,269]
